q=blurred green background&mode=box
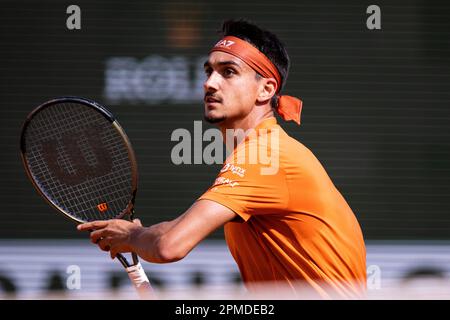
[1,0,449,239]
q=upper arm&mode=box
[158,199,237,260]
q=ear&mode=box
[256,78,277,104]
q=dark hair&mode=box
[220,19,290,107]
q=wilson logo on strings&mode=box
[97,203,108,212]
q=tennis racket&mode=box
[20,96,153,299]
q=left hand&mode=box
[77,219,144,259]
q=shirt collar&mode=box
[254,117,278,130]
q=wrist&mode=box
[129,225,146,250]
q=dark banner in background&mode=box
[1,0,449,239]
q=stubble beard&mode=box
[204,114,227,124]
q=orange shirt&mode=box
[198,117,366,298]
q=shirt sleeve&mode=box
[197,156,289,222]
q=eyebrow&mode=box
[203,60,242,69]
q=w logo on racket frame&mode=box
[97,202,108,212]
[40,125,113,186]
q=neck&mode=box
[218,106,275,147]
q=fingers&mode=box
[133,218,142,227]
[96,237,112,252]
[77,220,109,231]
[76,219,133,259]
[90,229,107,244]
[110,247,118,259]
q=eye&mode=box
[204,67,213,77]
[223,68,236,77]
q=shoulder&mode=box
[275,126,314,159]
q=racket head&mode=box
[20,97,138,224]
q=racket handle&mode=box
[126,262,155,299]
[116,253,130,268]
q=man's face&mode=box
[203,51,260,124]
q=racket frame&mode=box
[20,96,138,224]
[20,96,140,268]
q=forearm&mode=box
[129,219,181,263]
[128,200,236,264]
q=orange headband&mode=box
[210,36,303,125]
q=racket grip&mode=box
[126,262,155,299]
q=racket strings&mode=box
[24,102,135,222]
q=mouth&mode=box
[204,96,222,104]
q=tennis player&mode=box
[78,19,366,299]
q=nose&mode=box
[203,71,220,93]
